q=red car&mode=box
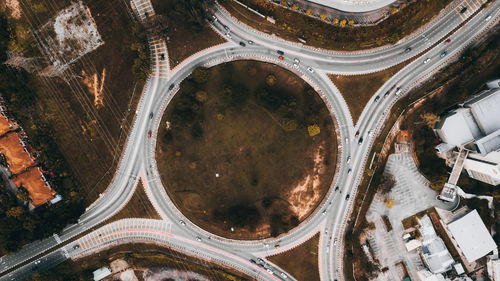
[444,38,451,44]
[354,131,360,138]
[278,56,284,60]
[147,130,152,138]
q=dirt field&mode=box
[0,132,34,174]
[329,63,406,125]
[13,167,55,207]
[150,0,226,68]
[106,181,161,223]
[157,61,337,239]
[268,233,320,281]
[9,0,146,205]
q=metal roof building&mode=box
[419,215,455,274]
[447,210,497,263]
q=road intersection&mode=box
[0,0,499,280]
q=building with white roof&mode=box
[419,215,455,274]
[446,210,497,263]
[434,87,500,186]
[93,267,112,281]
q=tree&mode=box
[320,14,326,21]
[16,188,30,202]
[391,8,398,14]
[291,4,298,11]
[348,20,354,25]
[192,67,210,84]
[308,124,320,136]
[332,18,339,25]
[195,91,208,102]
[339,19,347,27]
[280,0,287,6]
[145,15,168,39]
[420,112,440,129]
[6,206,24,218]
[265,74,276,86]
[379,173,396,194]
[306,9,312,16]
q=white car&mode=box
[196,236,202,242]
[294,58,300,63]
[307,67,314,73]
[333,238,338,245]
[293,63,299,69]
[326,245,330,253]
[345,137,349,143]
[423,58,431,64]
[368,130,374,137]
[179,220,186,226]
[225,32,231,39]
[280,272,288,279]
[266,268,274,275]
[346,156,351,163]
[485,15,492,21]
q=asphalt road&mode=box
[0,0,498,280]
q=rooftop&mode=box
[447,210,497,263]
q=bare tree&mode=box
[379,173,396,194]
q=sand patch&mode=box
[13,167,55,207]
[287,145,325,220]
[81,68,106,109]
[2,0,21,19]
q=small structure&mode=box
[405,239,422,252]
[446,210,497,263]
[453,263,465,275]
[419,215,454,274]
[487,79,500,89]
[487,258,500,280]
[93,267,112,281]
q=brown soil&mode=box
[328,62,406,125]
[106,181,161,223]
[268,233,321,281]
[157,61,337,239]
[151,0,226,68]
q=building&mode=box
[487,258,500,280]
[446,210,497,263]
[419,215,455,274]
[93,267,112,281]
[434,87,500,186]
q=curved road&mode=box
[0,0,498,280]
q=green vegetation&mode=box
[151,0,226,67]
[220,0,454,51]
[268,233,320,281]
[157,61,336,239]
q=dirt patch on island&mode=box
[157,60,337,239]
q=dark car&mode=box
[149,112,153,119]
[374,96,380,102]
[345,194,350,200]
[358,137,364,145]
[160,53,165,60]
[383,91,390,98]
[404,47,412,53]
[335,186,339,191]
[250,259,257,264]
[460,7,467,14]
[440,51,448,58]
[169,83,175,90]
[239,41,246,47]
[277,50,284,55]
[354,131,360,138]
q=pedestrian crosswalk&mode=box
[76,219,172,252]
[149,37,170,78]
[455,0,486,20]
[131,0,155,21]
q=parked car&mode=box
[460,7,467,14]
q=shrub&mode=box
[307,124,320,136]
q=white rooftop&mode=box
[304,0,397,12]
[420,216,454,273]
[466,88,500,135]
[447,210,497,263]
[93,267,112,281]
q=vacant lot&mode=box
[2,0,148,205]
[219,0,454,51]
[268,233,320,281]
[329,62,406,124]
[151,0,226,68]
[157,61,337,239]
[34,243,250,281]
